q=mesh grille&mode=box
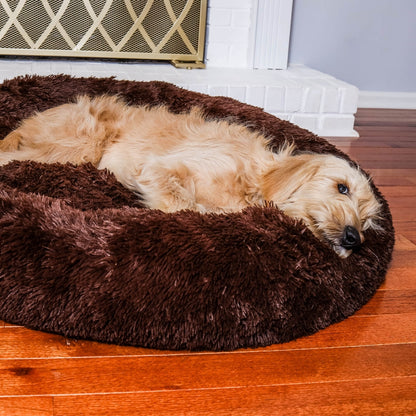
[0,0,206,62]
[59,0,94,46]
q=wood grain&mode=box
[51,377,416,416]
[0,108,415,415]
[0,398,53,416]
[1,344,415,396]
[0,313,414,359]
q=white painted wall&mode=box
[289,0,416,93]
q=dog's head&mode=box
[262,149,382,258]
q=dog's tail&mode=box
[0,130,21,152]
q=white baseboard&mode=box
[359,91,416,109]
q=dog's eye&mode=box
[338,183,349,195]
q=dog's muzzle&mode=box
[341,226,362,250]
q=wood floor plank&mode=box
[357,161,416,170]
[380,197,416,208]
[367,169,416,177]
[356,119,416,126]
[378,185,416,198]
[356,120,416,128]
[355,128,416,137]
[1,313,414,360]
[2,322,20,328]
[390,250,416,268]
[389,206,416,222]
[391,229,416,244]
[347,148,416,158]
[355,108,416,117]
[382,267,416,290]
[355,290,416,316]
[0,397,53,416]
[0,344,415,396]
[355,111,416,126]
[0,328,174,360]
[372,176,416,187]
[261,313,416,351]
[335,143,414,150]
[52,376,416,416]
[394,234,416,250]
[356,119,416,128]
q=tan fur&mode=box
[0,95,382,258]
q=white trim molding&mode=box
[359,91,416,109]
[251,0,293,69]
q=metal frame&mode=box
[0,0,207,67]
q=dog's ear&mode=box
[261,154,320,203]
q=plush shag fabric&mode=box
[0,75,394,351]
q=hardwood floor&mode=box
[0,108,415,415]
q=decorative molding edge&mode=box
[251,0,293,69]
[318,128,359,138]
[358,91,416,109]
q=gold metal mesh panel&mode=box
[0,0,207,63]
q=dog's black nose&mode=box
[341,226,362,249]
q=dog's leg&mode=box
[0,147,49,166]
[0,131,23,165]
[0,131,22,152]
[0,129,65,166]
[134,163,206,213]
[0,130,26,165]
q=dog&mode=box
[0,95,381,258]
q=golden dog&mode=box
[0,95,381,258]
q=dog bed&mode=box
[0,75,394,351]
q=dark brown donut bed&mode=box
[0,75,394,351]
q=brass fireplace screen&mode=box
[0,0,207,67]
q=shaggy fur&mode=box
[0,75,394,351]
[1,95,381,257]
